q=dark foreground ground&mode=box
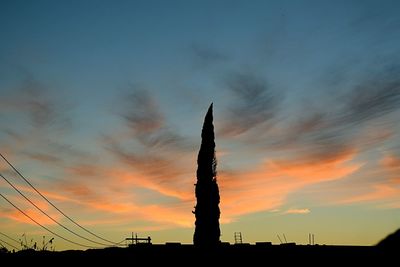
[0,244,397,266]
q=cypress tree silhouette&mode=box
[193,103,221,247]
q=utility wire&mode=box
[115,239,128,244]
[0,152,120,246]
[0,192,99,249]
[0,231,20,245]
[0,173,112,247]
[0,237,19,251]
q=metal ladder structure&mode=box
[234,232,243,244]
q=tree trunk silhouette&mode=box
[193,103,220,247]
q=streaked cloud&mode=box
[1,62,399,245]
[218,148,362,222]
[190,44,229,69]
[113,87,193,151]
[0,192,61,226]
[219,72,281,137]
[216,63,400,171]
[24,152,63,164]
[121,89,164,135]
[266,148,362,183]
[380,154,400,171]
[1,73,398,238]
[337,65,400,126]
[283,208,310,214]
[338,184,400,207]
[0,77,71,131]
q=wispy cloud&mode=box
[121,89,164,135]
[301,151,400,209]
[108,144,191,187]
[24,152,63,164]
[219,72,281,137]
[0,75,75,172]
[101,88,196,203]
[0,77,71,131]
[116,88,193,152]
[218,148,361,221]
[218,62,400,158]
[380,154,400,171]
[266,148,362,183]
[283,208,310,214]
[336,64,400,126]
[1,63,399,234]
[338,184,400,207]
[190,44,229,69]
[2,77,382,230]
[0,192,61,226]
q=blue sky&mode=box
[1,0,400,250]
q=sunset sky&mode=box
[1,0,400,250]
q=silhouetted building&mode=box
[377,228,400,248]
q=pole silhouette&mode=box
[193,103,221,247]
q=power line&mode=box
[0,152,120,246]
[0,237,19,251]
[0,231,20,245]
[0,192,99,249]
[115,239,127,245]
[0,173,112,247]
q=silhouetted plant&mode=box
[18,233,54,251]
[42,236,54,251]
[193,103,221,247]
[19,233,33,250]
[0,247,8,254]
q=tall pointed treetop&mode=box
[193,103,221,247]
